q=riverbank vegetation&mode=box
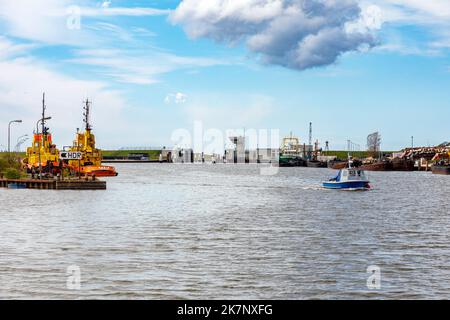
[0,153,25,179]
[325,151,396,159]
[103,150,161,160]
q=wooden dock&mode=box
[0,178,106,190]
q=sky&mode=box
[0,0,450,152]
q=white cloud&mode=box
[0,37,126,148]
[81,7,170,17]
[0,0,82,45]
[171,0,378,71]
[358,0,450,25]
[67,48,227,85]
[0,36,36,59]
[386,0,450,19]
[181,93,274,129]
[171,0,450,62]
[346,4,384,33]
[101,1,111,9]
[359,0,450,57]
[165,92,188,104]
[0,0,168,45]
[0,1,225,86]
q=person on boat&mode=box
[329,173,339,182]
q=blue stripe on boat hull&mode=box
[322,181,370,190]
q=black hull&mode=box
[279,157,307,167]
[391,159,415,171]
[307,161,328,168]
[432,165,450,175]
[278,155,306,167]
[359,162,393,171]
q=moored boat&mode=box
[68,100,118,177]
[307,160,327,168]
[359,160,392,171]
[279,155,306,167]
[279,133,306,167]
[431,151,450,175]
[22,94,62,177]
[329,159,363,170]
[328,160,347,170]
[432,165,450,175]
[391,158,415,171]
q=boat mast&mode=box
[83,99,92,131]
[347,140,352,169]
[309,122,312,160]
[41,93,46,136]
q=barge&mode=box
[432,165,450,175]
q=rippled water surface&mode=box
[1,164,450,299]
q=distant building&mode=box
[248,148,279,163]
[317,155,337,162]
[172,148,194,163]
[161,149,172,162]
[192,153,221,163]
[228,136,246,163]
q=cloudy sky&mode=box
[1,0,449,151]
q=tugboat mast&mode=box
[42,93,46,135]
[83,99,91,131]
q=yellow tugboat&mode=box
[23,94,61,176]
[68,99,118,177]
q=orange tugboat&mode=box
[22,94,61,177]
[68,99,118,177]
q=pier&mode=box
[0,178,106,190]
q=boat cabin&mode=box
[332,168,368,182]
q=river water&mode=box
[0,164,449,299]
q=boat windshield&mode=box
[346,170,367,180]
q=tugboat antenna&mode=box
[83,99,91,131]
[42,92,46,135]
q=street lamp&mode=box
[36,117,52,134]
[8,120,22,153]
[15,134,29,153]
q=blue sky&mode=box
[1,0,450,152]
